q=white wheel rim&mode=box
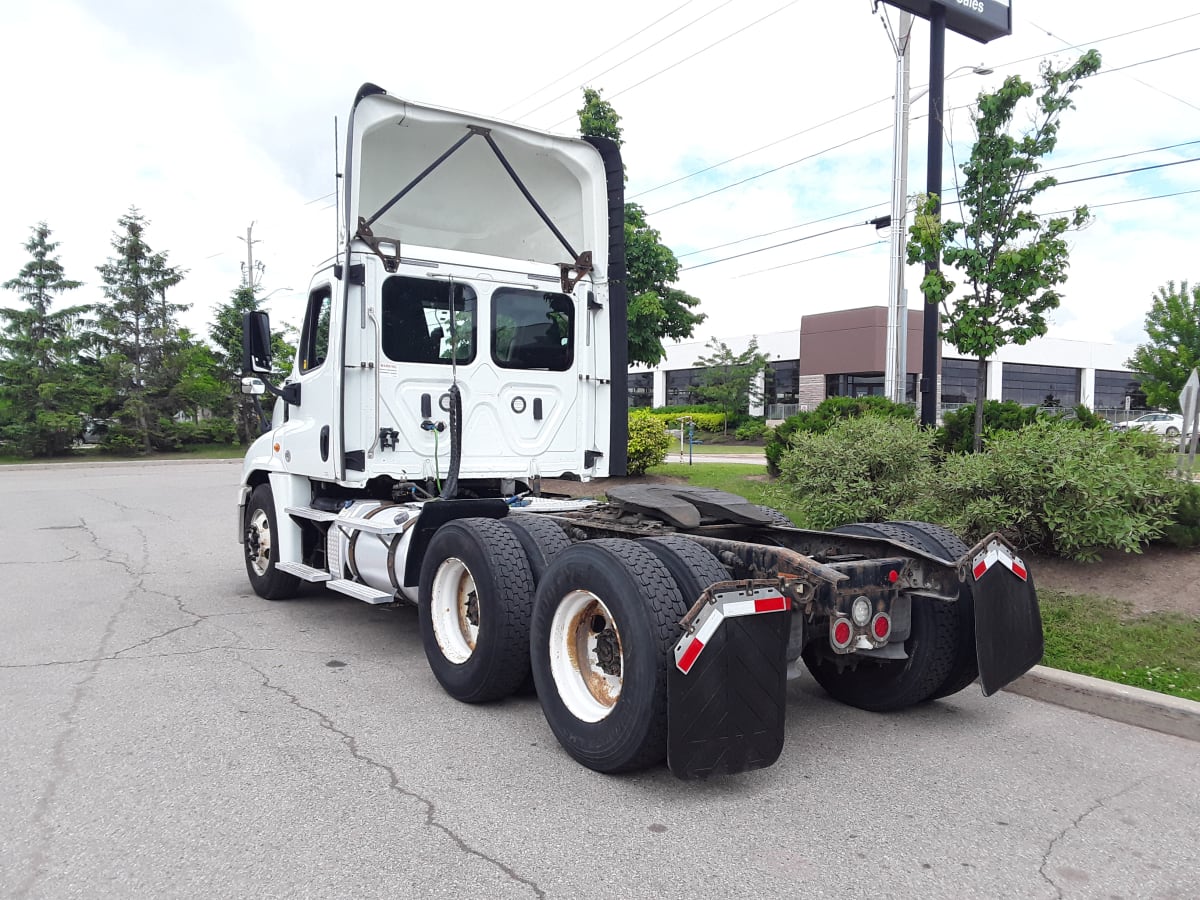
[430,557,478,664]
[248,508,271,576]
[548,590,623,722]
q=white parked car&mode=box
[1113,412,1184,437]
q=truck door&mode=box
[277,281,338,481]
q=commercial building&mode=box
[628,306,1144,421]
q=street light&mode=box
[884,17,992,405]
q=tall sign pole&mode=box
[919,5,946,427]
[876,0,1012,424]
[884,11,912,405]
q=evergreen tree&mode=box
[94,208,187,453]
[0,222,90,456]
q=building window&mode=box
[941,358,978,405]
[665,367,703,406]
[766,360,799,405]
[628,372,654,408]
[825,373,885,398]
[1002,363,1080,407]
[1094,369,1145,410]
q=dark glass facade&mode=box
[665,368,704,406]
[826,372,918,401]
[766,360,799,405]
[1002,363,1080,407]
[941,358,979,404]
[627,371,654,408]
[1094,369,1145,409]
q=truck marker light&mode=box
[273,443,281,452]
[832,618,853,648]
[888,569,899,584]
[871,612,891,641]
[851,596,871,626]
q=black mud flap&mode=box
[971,542,1043,696]
[667,606,790,780]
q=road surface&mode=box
[2,460,1196,899]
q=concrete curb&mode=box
[0,457,242,472]
[1006,665,1200,743]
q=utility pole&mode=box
[918,5,946,427]
[238,223,260,293]
[884,10,913,405]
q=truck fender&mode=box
[402,498,510,588]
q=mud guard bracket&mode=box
[667,586,790,779]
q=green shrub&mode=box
[643,410,726,434]
[917,420,1178,561]
[627,411,671,475]
[1163,480,1200,549]
[767,415,935,529]
[734,419,768,441]
[765,396,915,475]
[936,400,1039,454]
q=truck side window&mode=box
[492,288,574,371]
[299,286,332,372]
[381,276,477,365]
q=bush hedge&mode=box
[765,396,915,475]
[627,410,672,475]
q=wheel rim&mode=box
[430,557,478,664]
[548,590,623,722]
[247,508,271,576]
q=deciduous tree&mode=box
[694,337,769,434]
[1128,280,1200,410]
[907,50,1101,451]
[577,88,705,367]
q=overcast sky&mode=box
[2,0,1197,358]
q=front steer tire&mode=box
[530,540,687,774]
[418,517,535,703]
[244,483,301,601]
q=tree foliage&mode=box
[93,207,188,453]
[693,337,768,434]
[577,88,705,367]
[0,223,91,455]
[1127,280,1200,411]
[908,50,1101,450]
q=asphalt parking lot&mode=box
[2,460,1197,899]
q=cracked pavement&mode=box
[2,460,1197,899]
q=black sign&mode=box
[882,0,1012,44]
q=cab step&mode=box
[327,578,395,604]
[276,561,332,582]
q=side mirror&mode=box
[242,310,272,375]
[240,376,266,396]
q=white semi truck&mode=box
[238,83,1043,779]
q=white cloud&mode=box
[1,0,1197,354]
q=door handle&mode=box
[320,425,330,461]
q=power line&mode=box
[676,201,888,258]
[546,0,801,129]
[683,221,870,270]
[1053,154,1200,187]
[732,241,887,278]
[517,0,736,123]
[629,96,893,200]
[1043,186,1200,216]
[500,1,698,117]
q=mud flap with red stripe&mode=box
[667,588,791,780]
[969,538,1043,696]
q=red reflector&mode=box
[872,614,890,639]
[888,569,899,584]
[972,559,988,580]
[833,620,851,646]
[754,596,788,614]
[1011,560,1027,581]
[678,639,704,674]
